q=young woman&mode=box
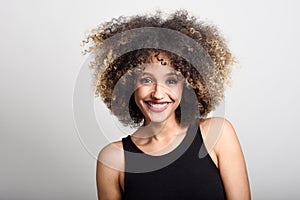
[84,10,251,200]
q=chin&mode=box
[146,112,175,125]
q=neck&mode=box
[140,117,184,141]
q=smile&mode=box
[145,101,171,112]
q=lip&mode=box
[145,101,171,112]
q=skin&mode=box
[96,54,251,200]
[134,63,183,126]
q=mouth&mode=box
[145,101,171,112]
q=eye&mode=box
[139,77,153,84]
[166,79,178,85]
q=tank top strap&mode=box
[122,135,143,153]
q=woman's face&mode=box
[134,54,184,125]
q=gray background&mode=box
[1,0,300,199]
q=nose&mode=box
[151,83,165,99]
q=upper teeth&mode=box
[148,102,168,108]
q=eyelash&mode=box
[139,78,178,85]
[139,78,153,84]
[166,79,178,84]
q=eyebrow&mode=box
[141,71,179,77]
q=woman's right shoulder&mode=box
[97,139,125,171]
[96,140,125,199]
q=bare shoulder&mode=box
[99,140,123,157]
[200,117,236,137]
[200,117,251,199]
[199,117,238,155]
[200,117,234,131]
[96,140,124,200]
[98,140,124,171]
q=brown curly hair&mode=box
[83,10,235,127]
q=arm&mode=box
[96,142,124,200]
[213,117,251,200]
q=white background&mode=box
[1,0,300,199]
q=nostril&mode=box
[151,88,164,100]
[151,92,163,100]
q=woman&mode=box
[84,10,251,200]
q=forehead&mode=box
[141,63,176,75]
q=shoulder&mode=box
[200,116,234,131]
[96,140,124,199]
[199,117,238,155]
[98,140,125,172]
[199,117,235,137]
[200,118,251,199]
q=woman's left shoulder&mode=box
[200,116,234,127]
[200,117,251,199]
[199,117,235,134]
[199,117,239,152]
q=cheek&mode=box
[134,87,144,98]
[134,87,149,104]
[170,85,184,101]
[133,89,140,104]
[133,91,142,111]
[134,84,155,97]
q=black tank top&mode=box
[121,121,227,199]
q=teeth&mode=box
[148,102,168,108]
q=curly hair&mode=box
[83,10,235,127]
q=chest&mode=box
[120,155,226,200]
